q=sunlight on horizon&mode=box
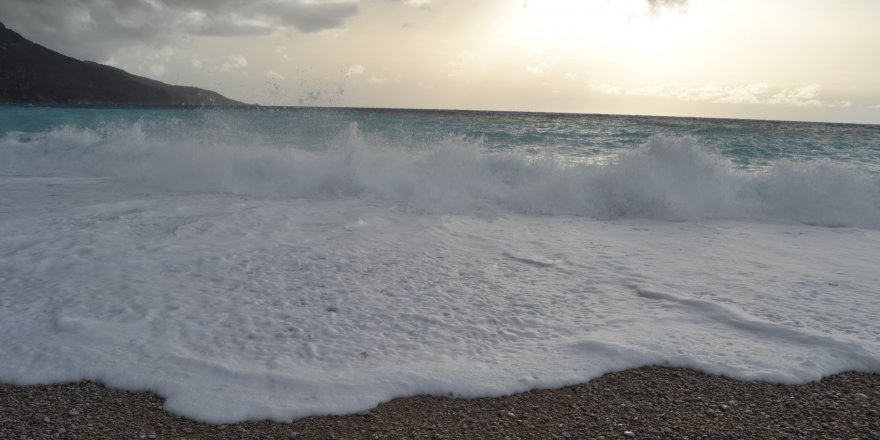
[1,0,878,123]
[491,0,709,83]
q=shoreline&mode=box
[1,366,877,439]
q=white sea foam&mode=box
[2,122,879,228]
[1,120,879,423]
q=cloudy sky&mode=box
[2,0,879,123]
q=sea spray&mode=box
[2,118,878,227]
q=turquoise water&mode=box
[3,105,878,171]
[2,104,880,227]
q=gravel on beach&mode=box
[1,366,878,439]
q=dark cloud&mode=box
[260,1,359,33]
[0,0,358,61]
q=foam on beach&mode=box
[1,112,879,423]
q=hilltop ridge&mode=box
[0,22,243,106]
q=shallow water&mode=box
[1,106,878,422]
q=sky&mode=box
[2,0,879,124]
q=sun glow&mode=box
[497,1,700,65]
[489,0,716,87]
[499,1,633,47]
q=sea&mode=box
[1,105,879,423]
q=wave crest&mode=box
[2,122,879,228]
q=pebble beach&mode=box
[2,366,878,439]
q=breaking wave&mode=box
[2,120,879,228]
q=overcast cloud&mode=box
[0,0,684,62]
[0,0,358,61]
[592,82,853,109]
[1,0,876,123]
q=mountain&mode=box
[0,22,243,106]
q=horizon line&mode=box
[2,102,878,128]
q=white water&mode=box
[1,122,879,423]
[2,122,879,228]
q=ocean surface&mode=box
[1,105,879,422]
